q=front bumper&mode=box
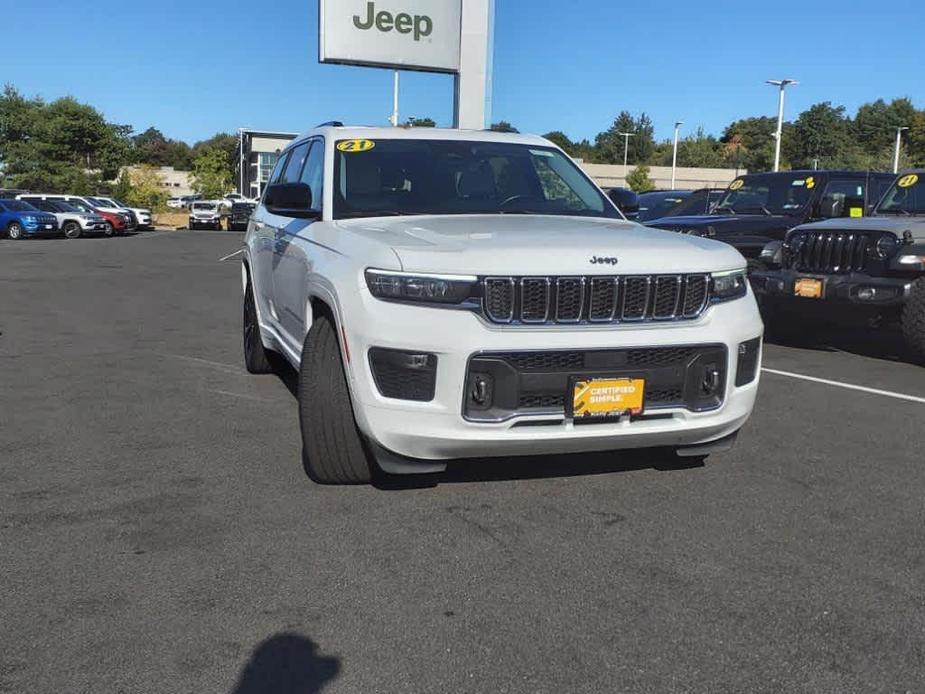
[335,288,764,461]
[751,269,911,307]
[23,222,59,236]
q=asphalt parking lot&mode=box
[2,231,924,693]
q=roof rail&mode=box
[315,121,344,128]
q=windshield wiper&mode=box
[877,208,914,216]
[338,210,410,219]
[714,206,736,215]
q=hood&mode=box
[645,213,796,238]
[790,215,925,241]
[192,208,219,216]
[335,214,744,275]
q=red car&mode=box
[94,207,128,236]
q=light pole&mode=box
[389,71,400,127]
[671,121,683,190]
[893,126,909,173]
[766,79,797,172]
[618,131,635,179]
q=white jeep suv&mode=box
[242,125,763,484]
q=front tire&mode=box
[243,283,274,374]
[8,222,23,240]
[103,221,114,237]
[299,315,373,484]
[901,277,925,361]
[64,221,81,239]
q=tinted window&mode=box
[819,180,867,218]
[715,173,815,216]
[281,142,310,184]
[4,200,36,211]
[32,200,55,212]
[332,139,617,220]
[299,140,325,212]
[267,151,289,187]
[877,174,925,215]
[637,191,691,221]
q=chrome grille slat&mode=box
[482,274,709,325]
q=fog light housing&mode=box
[735,337,761,386]
[856,287,876,301]
[368,348,437,401]
[468,372,494,410]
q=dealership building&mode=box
[235,129,298,199]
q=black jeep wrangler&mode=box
[645,170,895,271]
[751,170,925,359]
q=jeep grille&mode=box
[482,274,710,325]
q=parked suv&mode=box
[25,199,108,238]
[90,196,152,230]
[18,194,132,235]
[751,170,925,359]
[0,199,59,239]
[188,201,223,230]
[646,171,895,270]
[242,126,763,484]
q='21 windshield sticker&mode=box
[337,139,375,153]
[898,174,919,188]
[729,179,744,190]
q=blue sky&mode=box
[7,0,924,144]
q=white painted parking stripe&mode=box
[218,248,244,262]
[762,367,925,405]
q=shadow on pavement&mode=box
[269,356,708,488]
[230,632,340,694]
[766,324,921,366]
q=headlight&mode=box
[710,269,748,302]
[365,269,478,304]
[874,234,899,259]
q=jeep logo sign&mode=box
[353,3,433,42]
[320,0,461,73]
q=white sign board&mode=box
[320,0,462,73]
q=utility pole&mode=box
[618,131,635,179]
[671,121,683,190]
[766,79,797,172]
[389,71,400,127]
[893,126,909,173]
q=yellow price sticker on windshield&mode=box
[898,174,919,188]
[729,179,744,190]
[850,207,863,218]
[337,139,375,153]
[805,176,815,189]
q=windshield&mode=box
[667,189,723,217]
[715,173,816,216]
[333,139,619,220]
[193,203,217,211]
[877,173,925,216]
[67,201,96,214]
[4,200,37,212]
[636,191,690,221]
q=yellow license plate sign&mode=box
[794,277,823,299]
[573,378,645,418]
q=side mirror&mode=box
[265,183,317,219]
[817,198,841,219]
[607,188,639,218]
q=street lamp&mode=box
[618,131,635,178]
[389,71,400,127]
[893,126,909,173]
[671,121,683,190]
[766,79,798,172]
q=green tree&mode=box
[542,130,574,151]
[114,165,169,211]
[854,98,917,157]
[191,147,233,198]
[626,164,655,192]
[490,121,519,133]
[784,102,856,169]
[907,110,925,167]
[721,116,778,172]
[133,126,193,169]
[405,116,436,127]
[594,111,655,165]
[652,127,725,168]
[192,132,237,165]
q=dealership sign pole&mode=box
[318,0,492,130]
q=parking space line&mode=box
[218,248,244,262]
[762,367,925,405]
